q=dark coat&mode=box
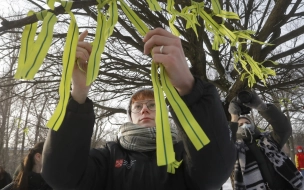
[1,172,52,190]
[0,172,12,189]
[42,78,236,190]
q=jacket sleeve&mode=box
[258,104,292,149]
[169,77,236,190]
[42,97,109,189]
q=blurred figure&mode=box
[1,142,52,190]
[295,146,304,176]
[0,166,12,189]
[229,90,303,190]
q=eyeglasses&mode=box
[131,100,156,113]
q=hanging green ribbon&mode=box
[151,62,210,172]
[146,0,161,11]
[15,11,57,79]
[15,10,37,79]
[47,0,79,130]
[151,62,176,167]
[159,65,210,150]
[234,51,276,87]
[86,0,118,86]
[167,159,183,174]
[119,0,149,36]
[167,1,200,37]
[167,0,180,36]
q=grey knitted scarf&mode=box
[117,122,178,152]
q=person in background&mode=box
[41,28,236,190]
[295,146,304,176]
[228,90,303,190]
[1,142,52,190]
[0,166,12,189]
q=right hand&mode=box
[71,30,93,104]
[143,28,194,96]
[228,97,242,116]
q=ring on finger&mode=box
[160,45,164,54]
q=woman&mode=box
[0,166,12,189]
[1,142,52,190]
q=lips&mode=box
[140,117,151,121]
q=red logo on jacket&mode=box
[115,159,123,168]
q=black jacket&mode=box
[42,78,236,190]
[0,172,12,189]
[231,104,293,189]
[1,172,52,190]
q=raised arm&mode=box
[242,90,292,149]
[143,28,194,96]
[259,104,292,149]
[143,28,236,189]
[170,79,236,190]
[71,30,92,103]
[42,31,108,189]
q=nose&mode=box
[140,104,150,113]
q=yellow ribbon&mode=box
[15,11,37,79]
[47,0,79,130]
[159,65,210,150]
[151,62,176,167]
[151,62,210,173]
[119,0,149,36]
[86,0,118,86]
[146,0,161,11]
[15,11,57,79]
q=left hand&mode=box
[243,90,267,111]
[143,28,194,96]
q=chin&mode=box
[140,122,155,128]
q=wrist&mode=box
[231,114,239,122]
[71,86,90,104]
[176,76,195,96]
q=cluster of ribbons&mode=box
[15,0,275,173]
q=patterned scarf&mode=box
[258,135,303,189]
[234,133,304,190]
[117,122,178,152]
[234,140,266,190]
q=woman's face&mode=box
[131,99,156,128]
[34,153,43,172]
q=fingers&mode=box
[78,42,92,54]
[79,30,88,42]
[143,28,194,95]
[143,28,181,55]
[76,29,92,63]
[76,47,89,61]
[150,45,170,55]
[143,28,176,42]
